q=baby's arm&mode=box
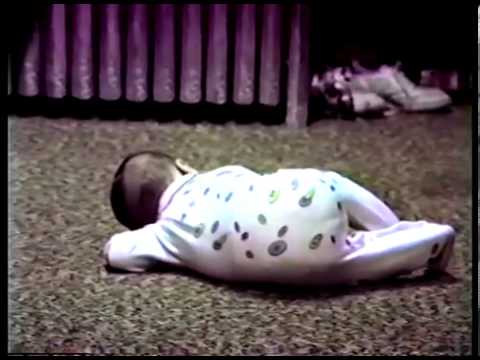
[324,171,400,230]
[104,223,182,272]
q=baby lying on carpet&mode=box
[103,151,455,285]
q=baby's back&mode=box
[158,166,351,283]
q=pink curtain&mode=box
[17,4,159,103]
[14,4,292,105]
[12,3,312,127]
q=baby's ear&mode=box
[138,181,162,227]
[175,159,198,174]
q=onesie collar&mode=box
[158,173,197,218]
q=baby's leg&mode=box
[322,171,400,231]
[320,221,455,285]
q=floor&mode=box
[8,107,472,355]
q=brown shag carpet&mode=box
[9,107,472,355]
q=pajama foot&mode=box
[426,230,455,273]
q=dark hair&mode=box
[110,151,182,230]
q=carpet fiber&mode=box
[9,108,472,355]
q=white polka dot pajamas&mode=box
[104,166,455,285]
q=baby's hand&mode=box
[175,158,198,174]
[103,223,180,273]
[103,230,152,273]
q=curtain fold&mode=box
[99,4,122,100]
[153,5,176,103]
[126,4,149,102]
[71,4,94,100]
[180,4,202,104]
[45,4,67,98]
[18,21,41,97]
[206,4,228,104]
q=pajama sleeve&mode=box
[104,223,183,272]
[325,171,400,231]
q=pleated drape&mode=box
[14,4,311,127]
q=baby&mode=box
[103,150,456,286]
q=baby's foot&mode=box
[426,230,455,273]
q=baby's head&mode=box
[110,151,191,230]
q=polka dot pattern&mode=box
[212,234,228,250]
[299,197,310,207]
[176,171,348,267]
[299,196,312,207]
[309,234,323,249]
[257,214,267,225]
[234,222,241,233]
[269,190,280,204]
[291,179,299,190]
[211,221,219,234]
[268,240,287,256]
[277,225,288,238]
[193,223,205,238]
[299,188,315,207]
